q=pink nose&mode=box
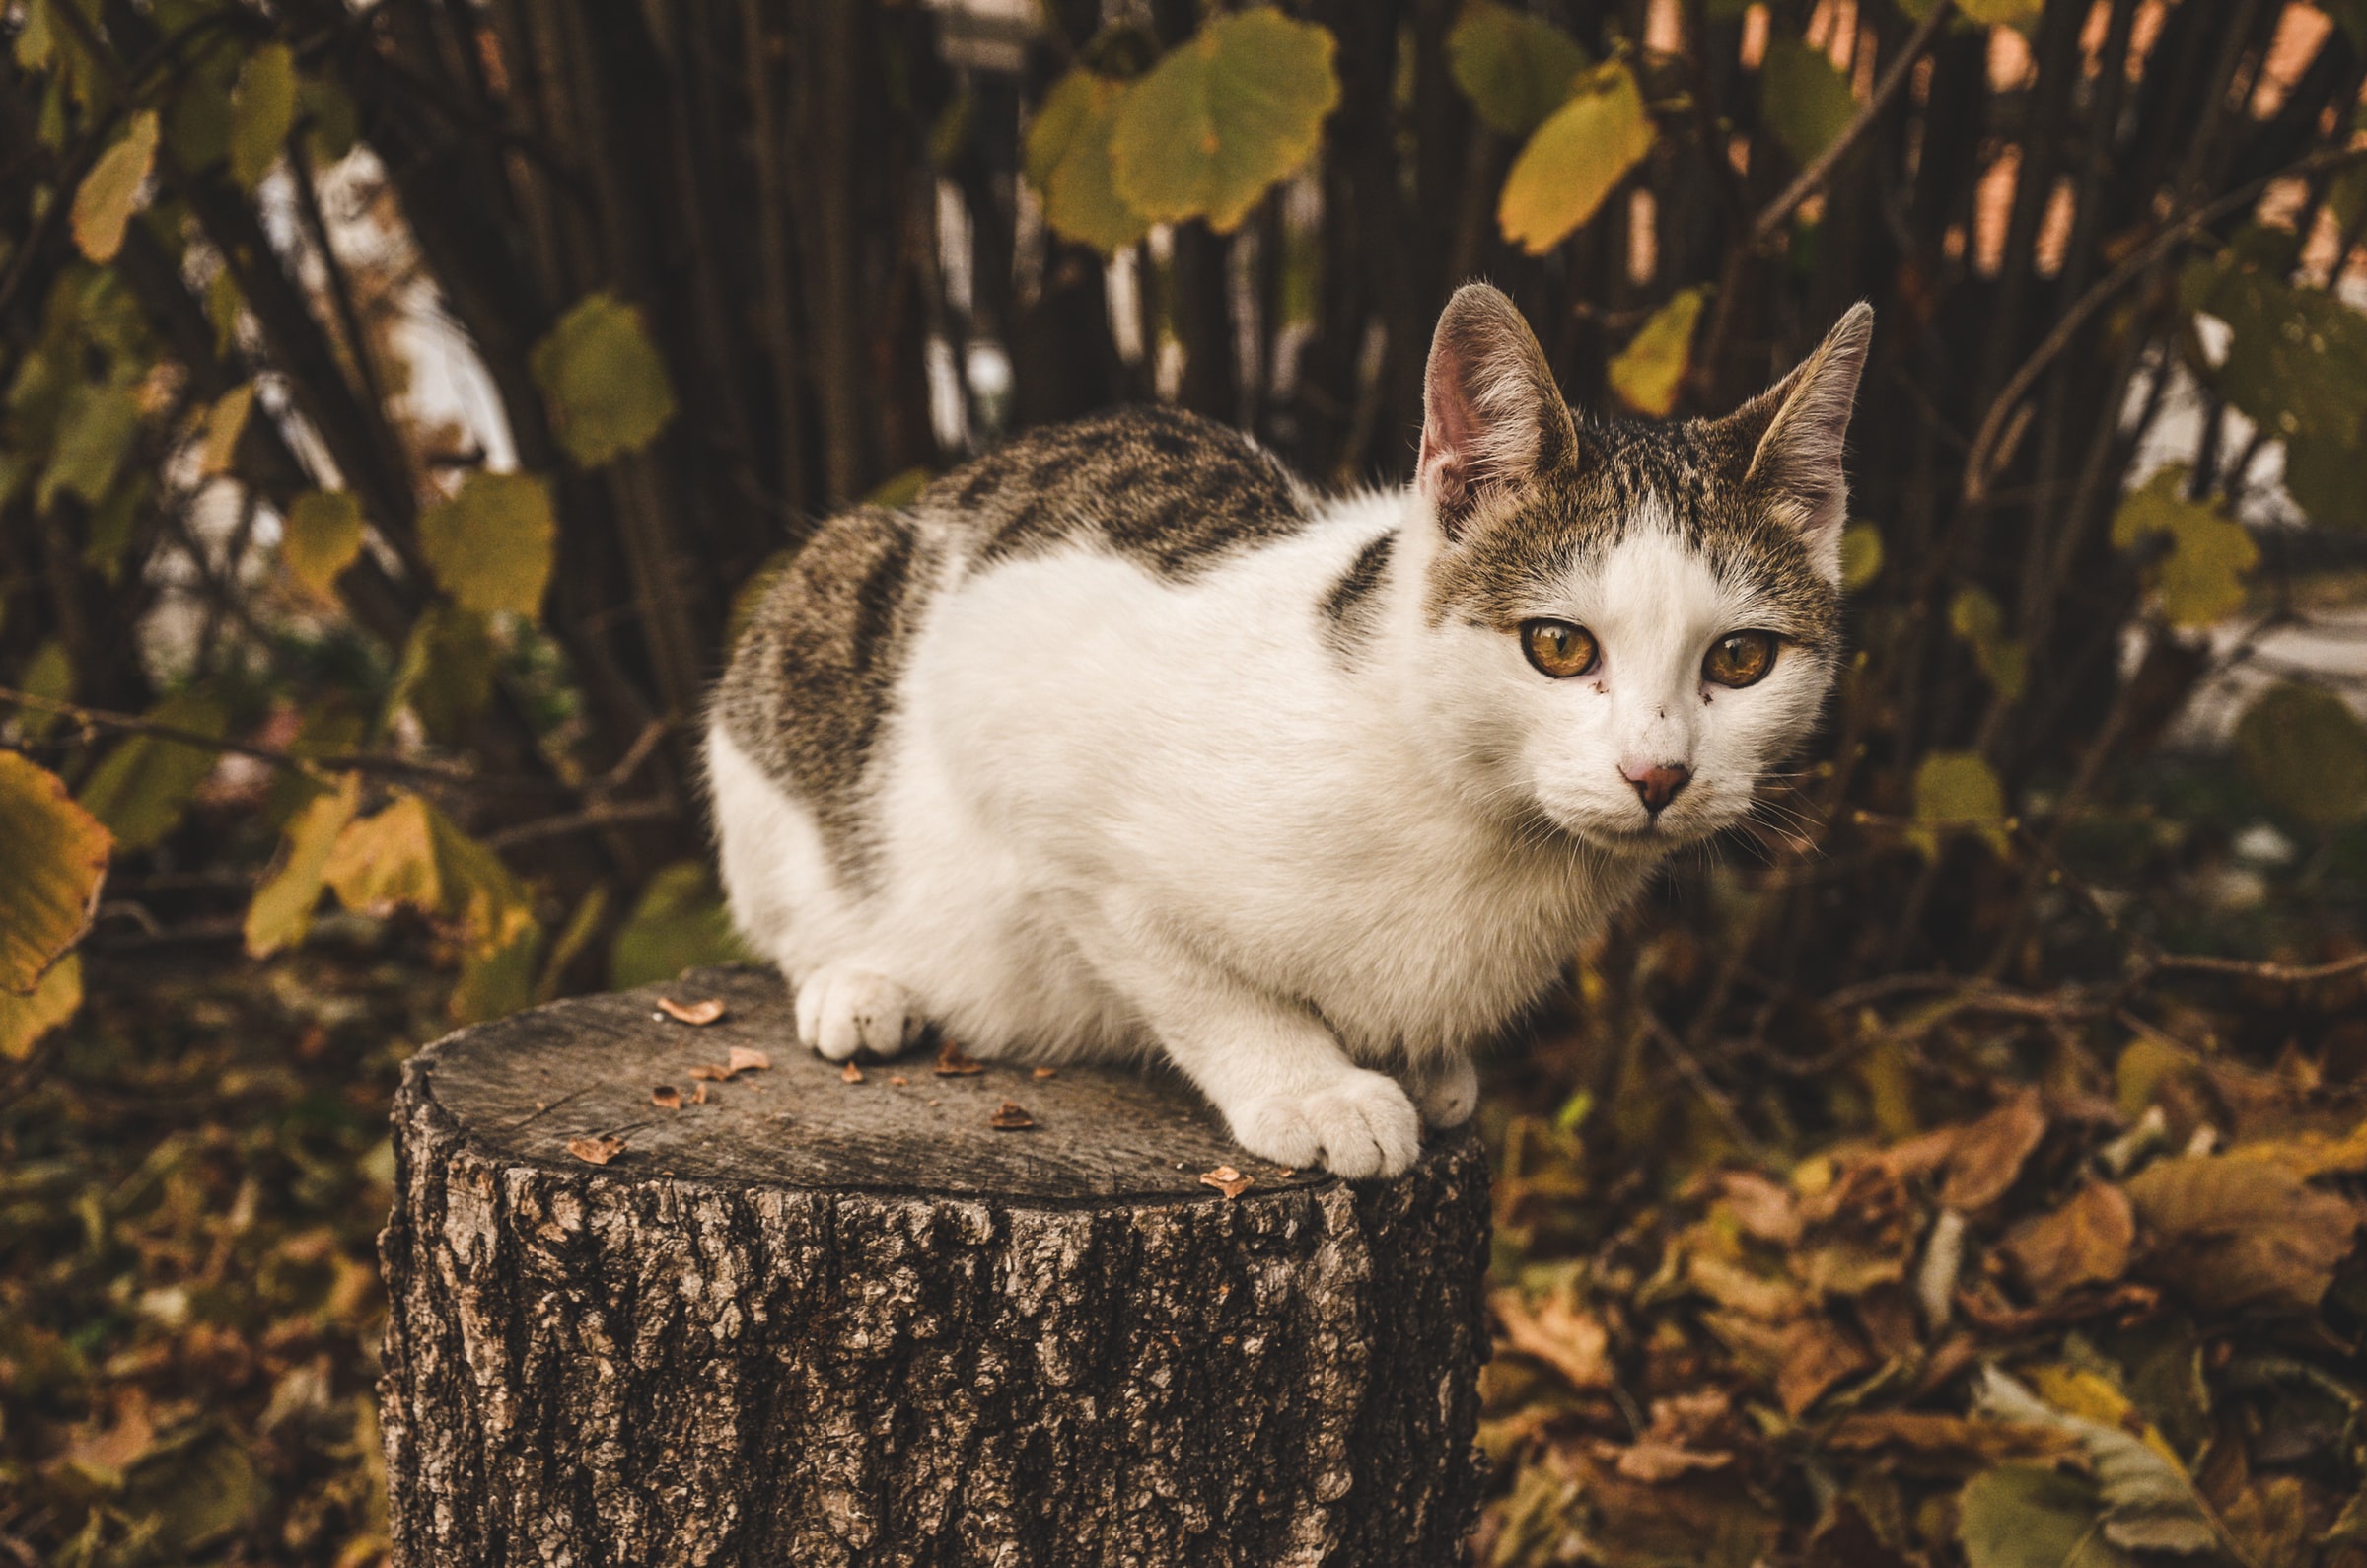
[1621,762,1692,816]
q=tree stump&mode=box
[378,966,1491,1566]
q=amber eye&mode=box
[1703,631,1778,688]
[1520,619,1600,678]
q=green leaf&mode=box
[1949,585,2027,701]
[1759,36,1857,169]
[1447,1,1591,137]
[77,688,229,852]
[36,382,140,513]
[280,489,364,602]
[418,470,556,619]
[610,860,748,990]
[1956,0,2046,24]
[1607,287,1704,417]
[387,604,496,744]
[1974,1368,2214,1555]
[299,73,359,165]
[2234,681,2367,828]
[0,749,111,995]
[530,293,679,467]
[1110,8,1340,234]
[70,109,158,264]
[0,951,82,1061]
[2197,264,2367,463]
[194,381,253,478]
[1028,71,1153,254]
[2110,466,2257,628]
[1959,1465,2131,1568]
[2278,432,2366,531]
[13,639,75,743]
[244,772,362,958]
[1911,749,2008,858]
[228,43,297,191]
[1839,522,1883,591]
[1497,60,1654,255]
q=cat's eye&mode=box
[1520,619,1599,678]
[1703,631,1778,688]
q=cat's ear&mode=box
[1729,303,1874,576]
[1417,283,1579,539]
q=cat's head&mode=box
[1409,283,1869,855]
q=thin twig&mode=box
[482,798,678,849]
[1749,1,1955,250]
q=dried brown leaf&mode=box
[1775,1315,1873,1417]
[841,1060,864,1084]
[650,1085,681,1109]
[1938,1088,2047,1211]
[1820,1409,2084,1474]
[889,1074,910,1086]
[566,1134,625,1166]
[1200,1164,1253,1198]
[656,996,727,1025]
[2126,1152,2364,1314]
[988,1100,1036,1130]
[1491,1286,1614,1390]
[690,1081,710,1105]
[1713,1169,1803,1246]
[1608,1437,1732,1483]
[688,1063,730,1082]
[2001,1180,2135,1302]
[935,1039,986,1075]
[727,1045,771,1074]
[1033,1065,1057,1079]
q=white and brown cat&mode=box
[708,283,1871,1176]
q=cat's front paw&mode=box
[793,964,923,1062]
[1230,1071,1423,1179]
[1407,1052,1479,1129]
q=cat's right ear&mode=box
[1417,284,1578,539]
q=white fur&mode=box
[707,490,1822,1176]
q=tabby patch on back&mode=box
[708,282,1871,1178]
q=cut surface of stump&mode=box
[380,965,1490,1567]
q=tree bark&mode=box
[379,966,1491,1566]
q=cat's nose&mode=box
[1621,762,1692,816]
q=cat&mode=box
[707,283,1870,1177]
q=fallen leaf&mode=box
[1958,1463,2132,1568]
[651,1085,681,1109]
[889,1074,909,1086]
[1712,1169,1802,1246]
[841,1060,864,1084]
[988,1100,1035,1130]
[690,1082,710,1105]
[2002,1181,2135,1302]
[1939,1089,2047,1211]
[688,1063,730,1082]
[1200,1164,1253,1198]
[1608,1437,1732,1483]
[727,1045,770,1074]
[566,1134,625,1165]
[1975,1366,2213,1554]
[1777,1315,1874,1416]
[657,996,727,1025]
[2125,1152,2363,1314]
[936,1039,986,1075]
[1033,1065,1057,1080]
[1823,1409,2083,1474]
[1492,1286,1614,1390]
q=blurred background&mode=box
[3,0,2366,1562]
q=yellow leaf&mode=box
[453,911,542,1024]
[244,772,361,958]
[280,490,364,602]
[0,952,83,1061]
[195,382,253,478]
[1839,522,1883,590]
[1027,71,1153,254]
[1447,1,1591,137]
[2112,466,2256,628]
[1759,36,1857,169]
[418,470,555,620]
[1910,749,2008,858]
[1497,60,1654,254]
[229,43,296,191]
[76,688,229,852]
[1111,9,1340,234]
[1949,585,2027,700]
[70,110,159,264]
[1607,287,1704,417]
[0,751,111,995]
[530,293,678,467]
[323,792,532,966]
[2234,681,2367,827]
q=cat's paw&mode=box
[793,964,922,1062]
[1230,1071,1423,1179]
[1407,1053,1479,1129]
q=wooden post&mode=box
[378,967,1491,1565]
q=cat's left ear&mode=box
[1728,303,1874,580]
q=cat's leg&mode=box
[1080,931,1421,1176]
[793,962,926,1062]
[1404,1051,1479,1130]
